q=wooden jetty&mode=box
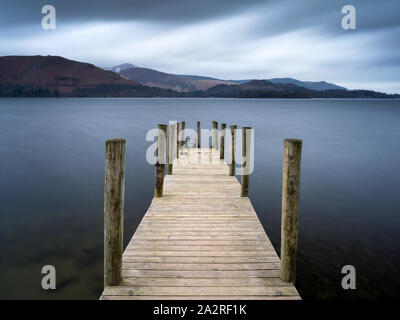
[100,122,302,300]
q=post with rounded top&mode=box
[197,121,201,148]
[212,121,218,150]
[220,123,226,159]
[104,138,125,287]
[229,125,237,176]
[154,124,167,197]
[280,139,303,283]
[167,122,177,175]
[240,127,252,197]
[176,122,180,159]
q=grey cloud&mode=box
[0,0,399,92]
[0,0,269,27]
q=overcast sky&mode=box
[1,0,399,92]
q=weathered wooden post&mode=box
[197,121,201,148]
[167,122,177,175]
[104,138,125,287]
[212,121,218,150]
[154,124,167,197]
[240,127,252,197]
[229,125,237,176]
[220,123,226,159]
[181,121,186,148]
[280,139,302,283]
[176,122,180,159]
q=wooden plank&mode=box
[125,245,272,251]
[133,232,267,237]
[122,262,280,271]
[103,286,299,296]
[120,277,290,287]
[131,236,268,240]
[128,240,270,246]
[122,256,280,263]
[123,251,277,257]
[121,270,281,278]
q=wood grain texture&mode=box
[167,122,177,175]
[197,121,201,148]
[220,123,226,159]
[280,139,302,283]
[101,147,300,300]
[154,124,167,197]
[229,125,237,176]
[104,139,125,286]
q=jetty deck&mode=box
[100,147,301,300]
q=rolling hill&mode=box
[268,78,347,91]
[0,56,177,97]
[201,80,392,98]
[119,67,234,92]
[109,63,347,92]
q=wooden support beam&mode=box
[212,121,218,150]
[167,122,177,175]
[104,138,125,287]
[197,121,201,148]
[280,139,302,283]
[241,127,252,197]
[180,121,186,148]
[220,123,226,160]
[155,124,167,197]
[229,125,237,176]
[176,122,180,159]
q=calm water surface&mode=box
[0,98,399,299]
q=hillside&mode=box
[196,80,397,99]
[268,78,347,91]
[108,63,348,92]
[0,56,176,97]
[119,67,233,92]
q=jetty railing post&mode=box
[220,123,226,159]
[167,122,177,175]
[181,121,186,148]
[176,122,180,159]
[280,139,303,283]
[212,121,218,150]
[154,124,167,197]
[104,138,125,287]
[197,121,201,148]
[240,127,252,197]
[229,125,237,176]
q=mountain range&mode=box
[119,67,235,92]
[109,64,347,92]
[0,55,398,98]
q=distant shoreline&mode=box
[1,96,399,100]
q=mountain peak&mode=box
[104,63,136,73]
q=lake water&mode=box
[0,98,399,299]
